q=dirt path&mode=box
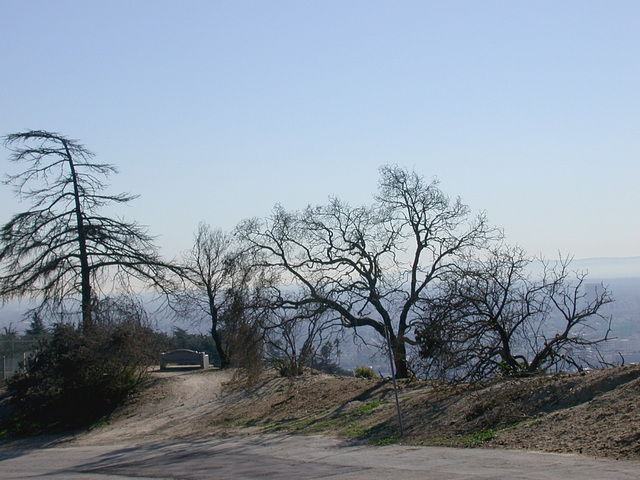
[76,368,234,446]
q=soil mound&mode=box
[3,364,639,460]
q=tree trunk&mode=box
[211,325,229,368]
[64,140,92,330]
[392,338,409,379]
[207,292,229,368]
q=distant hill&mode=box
[571,256,640,279]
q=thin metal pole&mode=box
[384,326,404,436]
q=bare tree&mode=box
[416,247,613,381]
[167,223,238,367]
[237,165,496,378]
[167,222,274,368]
[527,256,613,372]
[0,131,164,329]
[262,292,342,376]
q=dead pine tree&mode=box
[1,130,165,330]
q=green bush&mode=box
[355,366,378,379]
[6,300,159,435]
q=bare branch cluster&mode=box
[237,165,498,378]
[261,292,343,376]
[415,247,613,382]
[1,131,165,327]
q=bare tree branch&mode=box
[1,130,167,328]
[237,165,498,378]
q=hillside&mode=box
[35,363,638,460]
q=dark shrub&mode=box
[6,298,158,435]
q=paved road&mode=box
[1,434,638,479]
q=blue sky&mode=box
[1,1,639,260]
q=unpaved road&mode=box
[2,434,640,479]
[73,368,234,445]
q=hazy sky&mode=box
[1,1,638,261]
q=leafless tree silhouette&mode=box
[1,130,164,329]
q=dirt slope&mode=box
[67,363,640,460]
[74,368,235,445]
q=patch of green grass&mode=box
[307,418,339,432]
[266,401,391,439]
[264,411,339,433]
[352,400,384,415]
[267,417,316,432]
[271,411,370,438]
[343,423,369,437]
[369,435,399,446]
[416,437,453,446]
[280,417,317,430]
[216,398,390,440]
[459,428,498,446]
[210,416,244,427]
[90,419,110,429]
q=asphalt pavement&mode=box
[1,434,638,479]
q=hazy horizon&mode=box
[1,255,638,330]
